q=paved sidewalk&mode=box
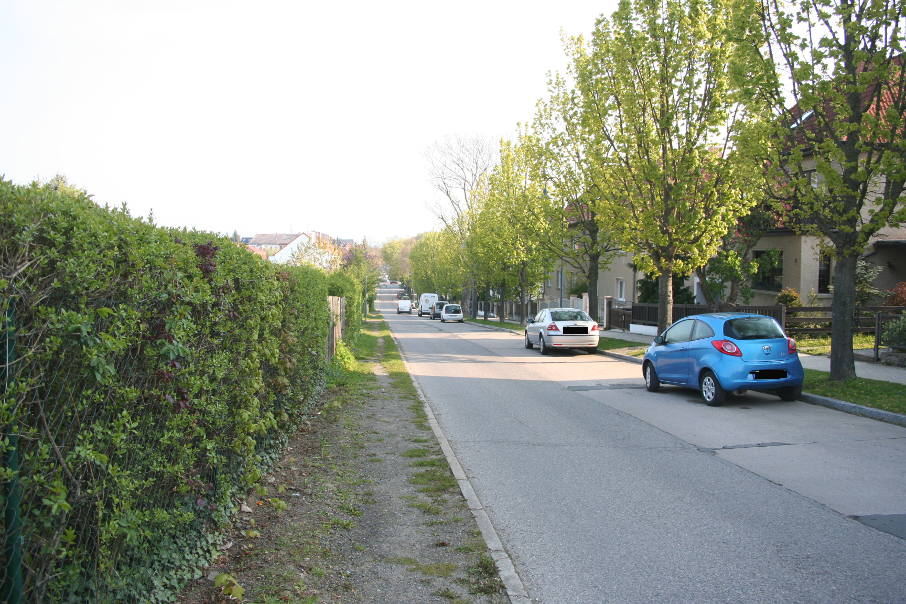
[799,353,906,385]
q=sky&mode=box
[1,1,615,244]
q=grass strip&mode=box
[467,318,524,331]
[795,333,876,355]
[803,368,906,415]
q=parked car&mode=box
[524,308,600,354]
[397,297,412,314]
[430,300,449,320]
[440,303,464,323]
[642,313,804,406]
[418,293,438,317]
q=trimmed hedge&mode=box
[0,180,330,601]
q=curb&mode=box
[798,392,906,428]
[386,330,530,602]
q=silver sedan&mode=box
[524,308,600,354]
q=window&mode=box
[616,278,625,301]
[753,250,783,291]
[691,320,714,341]
[664,320,695,344]
[724,317,785,340]
[818,253,831,294]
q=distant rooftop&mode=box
[247,233,303,246]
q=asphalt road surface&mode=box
[379,286,906,603]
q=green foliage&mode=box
[855,260,884,306]
[570,0,764,328]
[0,179,330,602]
[637,275,695,305]
[775,288,803,307]
[882,316,906,351]
[328,271,363,341]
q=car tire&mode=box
[441,318,445,323]
[644,362,660,392]
[778,385,802,401]
[700,370,726,406]
[524,332,534,349]
[539,335,549,355]
[459,319,464,323]
[586,346,598,354]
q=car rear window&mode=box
[550,310,592,322]
[445,305,461,312]
[724,317,785,340]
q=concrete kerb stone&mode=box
[386,330,530,602]
[799,392,906,428]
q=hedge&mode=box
[0,180,330,602]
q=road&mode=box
[379,287,906,603]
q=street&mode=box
[380,287,906,603]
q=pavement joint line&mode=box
[385,327,530,602]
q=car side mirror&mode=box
[653,335,665,345]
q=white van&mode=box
[418,293,438,317]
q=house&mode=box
[247,233,304,252]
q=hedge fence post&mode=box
[2,297,23,604]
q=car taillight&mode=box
[546,322,560,332]
[787,337,797,354]
[591,323,599,332]
[711,339,742,357]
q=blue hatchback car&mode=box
[642,313,804,406]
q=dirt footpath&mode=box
[179,319,508,603]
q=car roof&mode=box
[678,312,775,323]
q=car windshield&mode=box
[550,310,592,322]
[445,305,461,312]
[724,317,785,340]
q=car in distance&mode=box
[642,313,804,406]
[397,296,412,314]
[430,300,449,320]
[440,303,464,323]
[524,308,600,354]
[418,293,438,317]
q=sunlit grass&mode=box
[803,369,906,415]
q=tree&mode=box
[470,139,556,321]
[527,76,622,321]
[695,196,780,304]
[575,0,764,331]
[409,231,466,299]
[381,237,415,284]
[427,136,496,317]
[752,0,906,379]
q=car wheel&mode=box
[459,319,464,323]
[586,346,598,354]
[524,332,534,349]
[539,335,549,355]
[778,385,802,401]
[643,362,660,392]
[700,370,726,406]
[441,318,445,323]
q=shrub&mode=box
[887,282,906,307]
[776,287,803,307]
[0,179,330,601]
[882,316,906,351]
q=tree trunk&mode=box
[657,271,673,333]
[829,251,857,381]
[498,284,506,323]
[586,252,600,321]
